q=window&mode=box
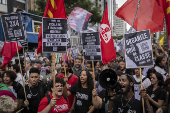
[2,0,7,4]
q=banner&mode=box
[68,7,92,33]
[71,46,78,60]
[1,13,25,42]
[125,30,154,68]
[82,32,101,61]
[42,18,67,53]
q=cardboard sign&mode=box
[71,46,78,60]
[82,32,101,61]
[40,67,47,76]
[1,13,25,42]
[125,30,154,68]
[18,24,28,47]
[42,18,67,53]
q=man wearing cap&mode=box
[92,73,153,113]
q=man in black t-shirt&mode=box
[18,68,47,113]
[92,74,154,113]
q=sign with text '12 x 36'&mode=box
[125,30,154,68]
[82,32,101,61]
[42,18,67,53]
[1,13,25,42]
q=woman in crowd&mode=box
[38,77,70,113]
[146,68,156,80]
[144,72,166,112]
[63,70,96,113]
[154,56,167,81]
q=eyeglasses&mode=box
[55,85,63,88]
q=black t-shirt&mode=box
[69,83,93,113]
[146,87,166,112]
[18,81,47,113]
[112,94,145,113]
[12,81,23,98]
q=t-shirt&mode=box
[69,83,93,113]
[133,75,151,89]
[154,66,167,81]
[57,73,78,108]
[15,73,25,87]
[18,81,47,113]
[38,93,70,113]
[112,94,146,113]
[146,87,166,112]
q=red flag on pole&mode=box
[115,0,164,34]
[99,2,116,64]
[37,0,67,54]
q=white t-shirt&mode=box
[15,73,25,86]
[154,66,167,81]
[133,75,151,89]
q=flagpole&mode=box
[23,48,28,79]
[15,42,29,110]
[92,61,97,100]
[131,0,145,113]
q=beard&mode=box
[120,83,131,95]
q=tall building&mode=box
[90,0,104,14]
[0,0,7,14]
[113,3,126,36]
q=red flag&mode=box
[99,3,116,64]
[115,0,164,34]
[0,42,22,69]
[37,0,67,54]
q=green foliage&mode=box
[113,35,123,40]
[29,0,102,24]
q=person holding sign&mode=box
[73,57,82,77]
[57,61,78,111]
[38,77,70,113]
[93,74,153,113]
[63,70,96,113]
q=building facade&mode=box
[0,0,7,14]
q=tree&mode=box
[29,0,102,24]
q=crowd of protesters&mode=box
[0,43,170,113]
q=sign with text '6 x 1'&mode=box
[82,32,101,61]
[125,30,154,68]
[1,13,25,42]
[42,18,67,53]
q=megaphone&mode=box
[99,69,121,91]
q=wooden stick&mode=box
[52,53,55,90]
[62,53,67,77]
[16,108,24,113]
[140,68,145,113]
[23,48,28,79]
[15,42,28,110]
[92,61,97,100]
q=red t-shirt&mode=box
[57,73,78,108]
[38,93,70,113]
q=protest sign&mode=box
[82,32,101,61]
[18,24,28,47]
[26,52,35,60]
[40,67,47,76]
[42,18,67,53]
[1,13,25,42]
[125,30,154,68]
[67,30,71,49]
[71,46,78,60]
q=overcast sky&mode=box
[116,0,127,8]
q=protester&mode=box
[73,57,82,77]
[144,72,166,112]
[118,59,133,75]
[133,68,151,91]
[0,73,2,83]
[63,70,95,113]
[2,71,23,98]
[57,61,78,109]
[38,77,70,113]
[11,64,25,86]
[154,56,167,81]
[156,78,170,113]
[0,66,5,74]
[85,61,92,70]
[146,68,156,79]
[92,73,154,113]
[55,63,61,76]
[18,68,47,113]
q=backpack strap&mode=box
[62,94,67,101]
[46,95,51,105]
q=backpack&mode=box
[46,94,67,105]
